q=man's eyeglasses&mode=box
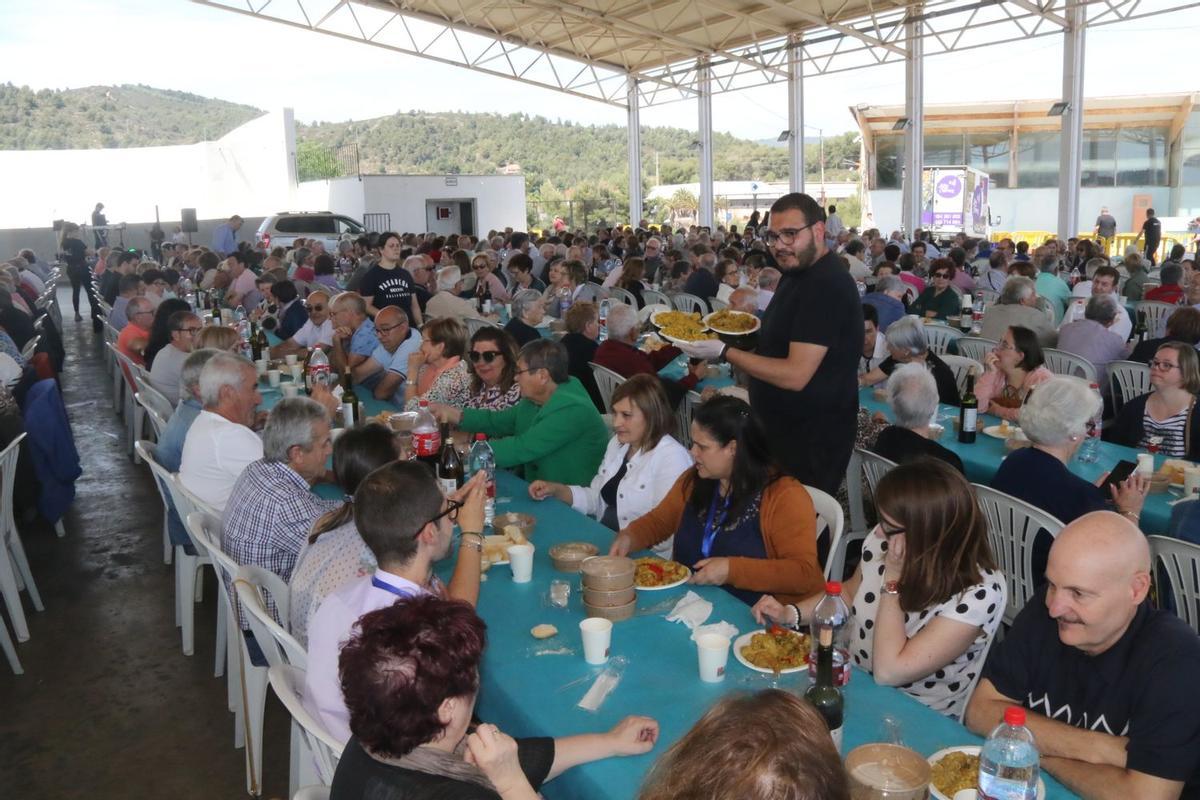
[1149,359,1179,371]
[514,366,542,377]
[180,326,203,335]
[424,498,462,527]
[376,322,407,334]
[763,223,818,245]
[307,304,326,312]
[469,350,502,363]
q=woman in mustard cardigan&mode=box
[610,396,823,606]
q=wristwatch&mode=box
[883,579,900,596]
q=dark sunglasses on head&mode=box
[469,350,502,363]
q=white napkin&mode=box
[666,591,712,630]
[690,621,739,642]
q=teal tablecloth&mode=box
[858,387,1173,534]
[415,472,1076,799]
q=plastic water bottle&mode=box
[598,298,611,341]
[808,581,851,687]
[557,285,571,318]
[978,706,1040,800]
[1076,383,1103,463]
[305,347,330,393]
[468,433,496,527]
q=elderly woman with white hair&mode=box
[504,288,545,348]
[979,276,1058,347]
[425,265,481,321]
[858,315,961,406]
[871,364,964,473]
[990,375,1149,580]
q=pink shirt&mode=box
[975,365,1054,421]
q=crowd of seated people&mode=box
[17,212,1200,800]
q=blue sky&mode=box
[2,0,1198,139]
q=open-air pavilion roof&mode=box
[191,0,1199,108]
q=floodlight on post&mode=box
[892,117,911,131]
[688,139,703,151]
[778,129,792,142]
[1048,101,1070,116]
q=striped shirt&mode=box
[1140,407,1189,457]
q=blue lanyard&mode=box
[700,491,732,559]
[371,576,419,600]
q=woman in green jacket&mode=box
[431,338,608,485]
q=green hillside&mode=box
[0,83,262,150]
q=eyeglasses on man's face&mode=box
[423,498,462,528]
[763,222,818,245]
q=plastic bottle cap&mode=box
[825,581,842,595]
[1004,706,1026,726]
[475,433,486,440]
[419,399,429,406]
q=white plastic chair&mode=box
[1042,348,1098,383]
[836,449,898,584]
[1149,535,1200,636]
[955,336,997,364]
[133,372,174,433]
[707,296,729,312]
[236,565,313,795]
[606,286,636,307]
[19,335,39,361]
[923,324,963,356]
[676,389,701,448]
[0,606,20,674]
[1108,360,1151,414]
[464,317,500,338]
[1137,301,1175,339]
[137,441,221,652]
[940,354,984,395]
[0,433,44,643]
[588,362,626,414]
[806,486,845,581]
[186,510,268,796]
[671,293,707,315]
[270,664,344,787]
[293,787,331,800]
[642,289,669,308]
[974,484,1065,626]
[175,488,232,684]
[111,347,142,458]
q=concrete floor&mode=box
[0,287,291,799]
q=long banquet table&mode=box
[857,386,1175,534]
[409,471,1077,800]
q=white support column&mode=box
[788,34,806,194]
[697,57,715,229]
[1057,4,1086,241]
[627,78,643,227]
[901,8,924,237]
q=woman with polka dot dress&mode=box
[753,458,1005,719]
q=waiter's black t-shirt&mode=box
[359,263,418,318]
[984,587,1200,795]
[1143,216,1162,247]
[748,249,862,490]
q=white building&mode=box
[852,92,1200,236]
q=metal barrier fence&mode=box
[296,142,360,183]
[526,200,624,234]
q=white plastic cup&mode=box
[267,369,281,387]
[290,364,304,383]
[506,543,534,583]
[1185,466,1200,498]
[281,384,299,398]
[1136,453,1155,477]
[284,354,298,366]
[696,633,731,682]
[579,617,613,665]
[255,358,267,376]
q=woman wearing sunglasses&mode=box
[1108,342,1200,458]
[464,328,522,411]
[753,459,1005,720]
[908,257,961,321]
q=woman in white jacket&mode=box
[529,374,692,557]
